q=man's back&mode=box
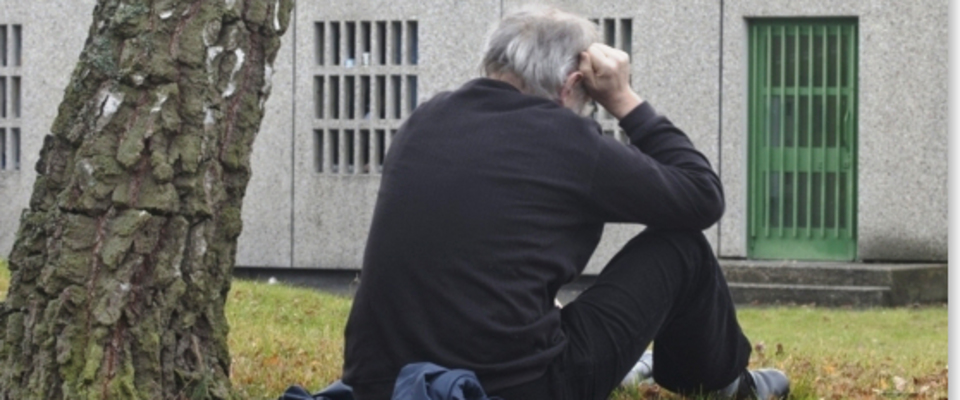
[342,78,610,399]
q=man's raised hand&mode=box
[578,43,643,119]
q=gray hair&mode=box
[482,6,598,101]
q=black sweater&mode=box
[342,78,724,399]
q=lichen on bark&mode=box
[0,0,294,398]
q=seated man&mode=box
[341,6,789,400]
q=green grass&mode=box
[226,280,352,399]
[0,259,7,296]
[0,261,947,399]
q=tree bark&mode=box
[0,0,293,398]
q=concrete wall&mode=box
[0,0,97,256]
[0,1,948,268]
[719,0,949,261]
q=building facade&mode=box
[0,1,948,273]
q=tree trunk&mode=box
[0,0,293,398]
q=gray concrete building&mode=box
[0,2,948,276]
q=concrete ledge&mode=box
[234,261,948,307]
[729,283,889,307]
[720,260,948,307]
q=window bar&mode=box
[330,129,340,173]
[778,25,785,237]
[11,128,19,170]
[747,25,756,239]
[806,25,814,238]
[12,25,20,67]
[315,76,325,119]
[331,22,341,67]
[384,75,394,120]
[847,25,857,238]
[819,25,828,238]
[316,22,325,65]
[763,25,772,238]
[0,26,6,67]
[792,25,800,237]
[313,129,324,173]
[388,129,398,156]
[834,26,842,238]
[407,21,418,65]
[392,21,403,65]
[11,77,19,118]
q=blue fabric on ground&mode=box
[391,362,502,400]
[278,380,354,400]
[277,363,499,400]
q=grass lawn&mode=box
[0,262,948,399]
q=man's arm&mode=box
[579,44,724,230]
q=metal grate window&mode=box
[313,19,418,175]
[0,24,22,171]
[748,19,858,261]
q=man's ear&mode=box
[559,71,584,103]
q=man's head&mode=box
[482,5,598,113]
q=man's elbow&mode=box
[689,182,725,230]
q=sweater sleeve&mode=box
[585,102,724,230]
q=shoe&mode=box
[735,369,790,400]
[620,350,654,386]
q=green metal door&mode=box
[748,19,858,261]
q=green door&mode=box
[748,20,858,261]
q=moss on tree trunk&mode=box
[0,0,294,398]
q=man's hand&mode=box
[578,43,643,120]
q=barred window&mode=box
[0,24,22,171]
[313,19,419,175]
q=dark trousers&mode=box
[490,229,752,400]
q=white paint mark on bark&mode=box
[151,92,169,114]
[273,0,282,31]
[204,106,216,126]
[222,48,246,98]
[78,159,97,187]
[94,88,125,132]
[206,46,224,82]
[102,92,124,119]
[260,63,275,109]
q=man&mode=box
[342,6,789,400]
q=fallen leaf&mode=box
[893,376,907,392]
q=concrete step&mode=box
[728,282,889,307]
[719,260,947,307]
